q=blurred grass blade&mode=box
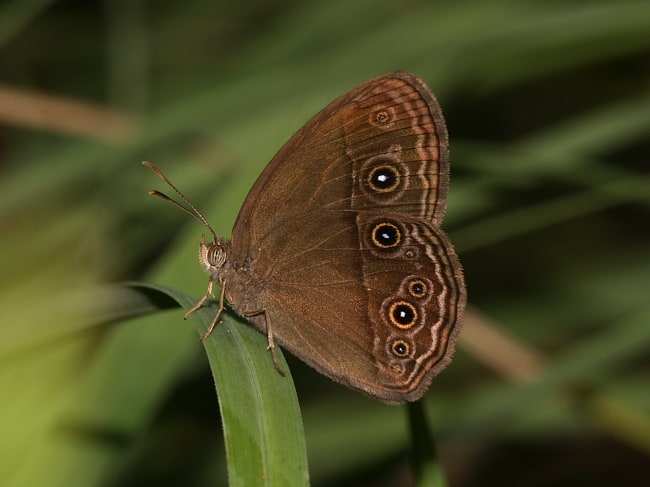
[0,284,178,358]
[0,0,56,47]
[407,401,447,487]
[461,305,650,434]
[127,282,309,486]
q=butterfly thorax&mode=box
[198,233,268,327]
[198,234,263,313]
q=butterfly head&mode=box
[198,234,229,281]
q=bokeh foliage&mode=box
[1,0,648,486]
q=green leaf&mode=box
[126,282,309,486]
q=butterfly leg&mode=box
[200,280,226,340]
[184,278,214,320]
[244,308,286,377]
[265,317,286,377]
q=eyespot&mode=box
[390,339,411,358]
[369,107,396,128]
[368,164,400,192]
[358,152,406,204]
[362,217,411,258]
[404,248,418,259]
[408,279,427,298]
[375,110,389,123]
[371,222,401,248]
[400,275,435,303]
[388,300,419,329]
[374,110,390,124]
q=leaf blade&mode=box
[127,282,309,486]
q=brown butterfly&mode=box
[146,72,466,404]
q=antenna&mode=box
[142,161,218,241]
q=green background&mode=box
[1,0,649,485]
